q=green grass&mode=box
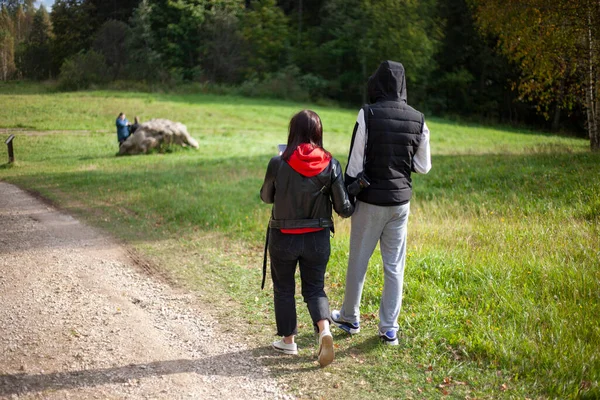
[1,86,598,399]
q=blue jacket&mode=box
[116,118,130,141]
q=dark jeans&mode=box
[269,228,331,337]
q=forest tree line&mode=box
[0,0,598,148]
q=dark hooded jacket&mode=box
[351,60,424,206]
[261,144,354,232]
[116,117,130,142]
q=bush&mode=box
[57,51,109,91]
[238,66,311,102]
[298,73,329,101]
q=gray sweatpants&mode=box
[339,200,410,332]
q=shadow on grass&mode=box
[256,333,386,376]
[79,154,121,161]
[337,334,383,354]
[254,344,321,374]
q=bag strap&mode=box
[311,163,335,234]
[261,223,269,290]
[313,171,330,196]
[361,104,370,171]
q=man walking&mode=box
[331,60,431,345]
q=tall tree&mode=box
[93,20,130,80]
[201,5,244,82]
[143,0,244,81]
[84,0,141,24]
[21,5,53,79]
[431,0,520,122]
[50,0,95,75]
[472,0,600,151]
[240,0,288,78]
[28,6,52,45]
[308,0,369,102]
[365,0,440,104]
[13,5,27,42]
[12,4,32,78]
[0,5,15,80]
[276,0,326,45]
[0,30,14,80]
[304,0,441,105]
[146,0,208,80]
[126,0,164,81]
[197,0,245,82]
[0,0,34,13]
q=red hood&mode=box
[287,143,331,177]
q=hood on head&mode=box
[367,60,407,104]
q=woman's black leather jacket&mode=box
[260,156,354,229]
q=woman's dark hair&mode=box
[282,110,329,160]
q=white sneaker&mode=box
[317,331,334,367]
[272,339,298,355]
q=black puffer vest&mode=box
[357,61,424,206]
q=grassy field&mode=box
[1,83,599,399]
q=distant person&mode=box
[116,113,130,146]
[129,116,141,135]
[331,60,431,345]
[260,110,354,367]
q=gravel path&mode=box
[0,182,290,399]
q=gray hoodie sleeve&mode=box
[346,108,366,179]
[412,122,431,174]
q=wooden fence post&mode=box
[5,135,15,163]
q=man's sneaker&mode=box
[272,339,298,355]
[379,329,399,346]
[330,310,360,334]
[317,331,334,368]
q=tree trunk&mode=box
[297,0,303,45]
[552,105,561,132]
[586,5,599,151]
[594,72,600,151]
[552,76,566,131]
[1,49,7,81]
[361,52,367,104]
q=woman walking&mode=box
[260,110,354,367]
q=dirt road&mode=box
[0,182,289,399]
